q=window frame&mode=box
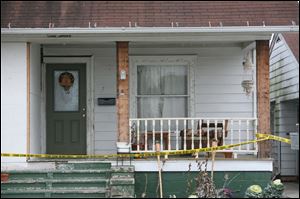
[130,55,196,119]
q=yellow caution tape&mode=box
[256,133,291,144]
[1,133,291,159]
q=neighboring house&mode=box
[270,33,299,181]
[1,1,299,198]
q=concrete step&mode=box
[110,166,135,198]
[2,178,109,184]
[3,169,111,181]
[1,187,109,198]
[55,162,111,170]
[1,178,109,190]
[110,176,135,185]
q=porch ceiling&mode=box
[1,26,298,44]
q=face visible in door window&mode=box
[59,72,74,91]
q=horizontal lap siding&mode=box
[1,43,28,162]
[45,44,254,154]
[30,44,42,155]
[130,45,254,118]
[270,38,299,102]
[44,46,117,154]
[93,49,117,154]
[196,53,253,118]
[270,35,299,176]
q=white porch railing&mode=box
[129,118,258,156]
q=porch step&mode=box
[110,166,135,198]
[1,162,112,198]
[1,188,109,198]
[1,178,109,189]
[5,169,111,180]
[55,162,112,170]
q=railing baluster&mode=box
[137,120,140,152]
[246,120,249,151]
[176,120,179,150]
[152,120,155,151]
[160,119,163,151]
[255,119,258,153]
[207,120,210,148]
[238,120,241,151]
[231,120,234,146]
[184,120,187,150]
[128,117,257,155]
[222,120,225,146]
[145,120,148,151]
[199,119,202,148]
[214,120,218,140]
[168,119,171,151]
[191,119,194,149]
[129,120,132,152]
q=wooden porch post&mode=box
[116,42,129,142]
[256,40,271,158]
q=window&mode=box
[137,65,188,118]
[130,56,196,119]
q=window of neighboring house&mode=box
[136,65,188,118]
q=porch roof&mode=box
[1,1,299,28]
[1,26,299,43]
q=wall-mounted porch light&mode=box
[120,69,126,80]
[241,80,254,96]
[241,50,254,96]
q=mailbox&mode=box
[97,98,116,106]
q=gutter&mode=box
[1,26,299,35]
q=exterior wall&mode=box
[270,35,299,102]
[272,100,298,176]
[43,45,117,154]
[130,44,255,118]
[30,44,41,155]
[43,43,255,154]
[1,42,27,162]
[270,35,299,177]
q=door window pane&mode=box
[54,71,79,111]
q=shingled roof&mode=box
[1,1,299,28]
[282,33,299,62]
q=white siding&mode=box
[130,45,254,118]
[274,101,298,176]
[1,43,27,162]
[270,34,299,176]
[30,44,42,155]
[43,44,254,154]
[44,45,117,154]
[270,36,299,102]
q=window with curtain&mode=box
[137,65,188,118]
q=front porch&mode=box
[129,117,258,159]
[1,29,273,163]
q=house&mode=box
[1,1,299,198]
[270,32,299,181]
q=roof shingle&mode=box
[282,33,299,63]
[1,1,299,28]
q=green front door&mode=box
[46,63,86,154]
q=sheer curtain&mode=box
[137,65,187,119]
